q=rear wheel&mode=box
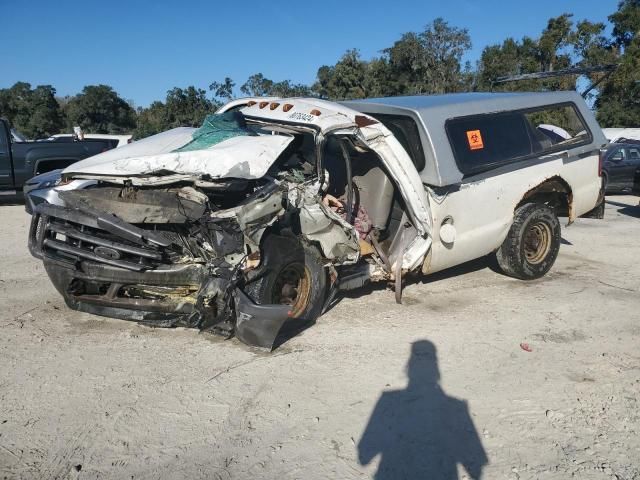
[244,235,327,327]
[494,203,561,280]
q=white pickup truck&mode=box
[26,92,606,348]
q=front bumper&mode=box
[28,203,291,348]
[29,204,207,326]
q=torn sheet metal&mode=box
[59,186,208,223]
[298,201,360,264]
[357,124,433,240]
[63,129,293,181]
[236,183,285,245]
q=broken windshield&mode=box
[174,111,258,152]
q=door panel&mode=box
[0,125,12,187]
[626,147,640,191]
[606,147,626,190]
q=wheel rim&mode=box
[272,263,311,317]
[523,221,552,265]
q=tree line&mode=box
[1,0,637,140]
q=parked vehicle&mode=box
[26,92,606,349]
[48,133,133,147]
[602,127,640,143]
[602,142,640,193]
[0,118,118,194]
[10,128,27,143]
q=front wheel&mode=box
[494,203,561,280]
[244,235,327,327]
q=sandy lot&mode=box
[1,196,639,480]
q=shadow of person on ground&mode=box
[358,340,488,479]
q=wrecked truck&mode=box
[26,92,606,348]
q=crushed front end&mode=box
[27,174,350,349]
[25,100,434,349]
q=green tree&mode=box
[164,86,217,126]
[240,73,311,97]
[364,57,396,97]
[314,49,370,99]
[537,13,574,72]
[134,86,218,139]
[476,38,523,90]
[477,14,579,92]
[209,77,235,101]
[572,20,615,67]
[315,19,471,99]
[268,80,312,97]
[0,82,64,138]
[384,19,472,94]
[134,101,169,139]
[64,85,136,134]
[596,0,640,127]
[240,73,274,97]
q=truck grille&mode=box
[31,212,169,271]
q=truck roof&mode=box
[342,91,586,116]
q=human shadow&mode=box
[358,340,488,479]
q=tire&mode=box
[244,235,327,327]
[494,203,561,280]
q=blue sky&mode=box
[1,0,618,107]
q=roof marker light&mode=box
[247,101,257,107]
[259,101,269,109]
[270,102,280,110]
[283,103,293,112]
[310,109,321,116]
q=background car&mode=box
[602,142,640,193]
[48,133,132,147]
[602,128,640,143]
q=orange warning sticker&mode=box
[466,130,484,150]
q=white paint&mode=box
[58,96,603,278]
[439,223,456,244]
[537,124,571,140]
[425,150,601,274]
[50,133,133,147]
[63,129,293,181]
[602,128,640,142]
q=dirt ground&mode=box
[1,196,639,480]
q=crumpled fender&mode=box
[233,288,291,350]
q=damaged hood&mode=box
[63,126,293,181]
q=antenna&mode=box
[493,64,618,98]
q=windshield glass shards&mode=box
[174,111,257,152]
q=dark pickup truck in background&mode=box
[0,118,118,194]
